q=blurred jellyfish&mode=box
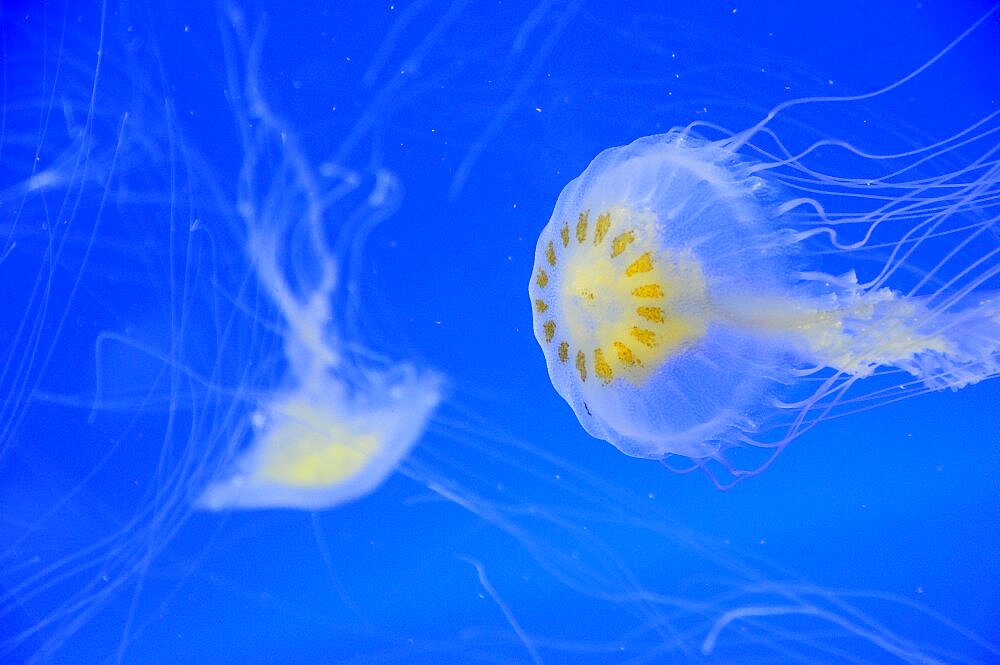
[530,12,999,484]
[193,15,443,510]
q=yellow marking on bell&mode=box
[594,348,613,384]
[546,241,556,266]
[637,306,665,323]
[534,299,549,313]
[576,211,589,243]
[625,252,653,277]
[611,231,635,257]
[631,326,657,347]
[632,283,664,298]
[560,224,570,247]
[613,341,640,366]
[263,434,378,486]
[547,208,710,387]
[543,319,555,342]
[258,407,379,488]
[594,212,611,246]
[536,270,549,288]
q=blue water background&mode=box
[1,1,998,663]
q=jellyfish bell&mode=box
[530,42,999,482]
[196,362,444,511]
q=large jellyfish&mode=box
[530,20,999,483]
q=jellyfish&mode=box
[529,30,999,483]
[168,9,447,512]
[191,87,444,510]
[189,152,445,507]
